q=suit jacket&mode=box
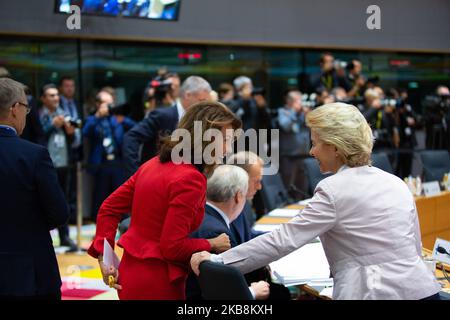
[83,114,136,172]
[0,126,69,296]
[122,105,179,178]
[220,165,442,300]
[231,201,265,244]
[187,204,238,300]
[88,157,211,285]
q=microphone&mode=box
[436,246,450,256]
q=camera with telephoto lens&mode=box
[64,116,82,128]
[423,94,450,115]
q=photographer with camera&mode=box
[278,90,311,198]
[362,88,399,156]
[341,59,367,98]
[39,84,81,251]
[309,53,339,93]
[423,85,450,150]
[83,90,136,221]
[229,76,271,133]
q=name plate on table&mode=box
[423,181,441,197]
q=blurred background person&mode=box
[39,84,80,250]
[82,90,136,221]
[309,52,339,93]
[218,82,235,107]
[278,90,311,198]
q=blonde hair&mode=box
[306,103,374,167]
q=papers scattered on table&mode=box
[253,224,281,233]
[267,208,300,218]
[298,198,313,206]
[269,242,332,286]
[319,287,334,299]
[103,238,120,269]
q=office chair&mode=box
[260,173,291,212]
[419,150,450,182]
[303,157,332,195]
[371,152,394,174]
[198,261,254,300]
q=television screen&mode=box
[56,0,181,21]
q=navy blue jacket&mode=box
[122,105,179,178]
[0,126,69,296]
[191,204,239,248]
[83,115,136,173]
[231,201,265,243]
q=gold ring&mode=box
[108,275,115,288]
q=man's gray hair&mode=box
[227,151,264,174]
[233,76,252,91]
[180,76,211,97]
[0,78,25,117]
[207,165,249,203]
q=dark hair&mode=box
[58,76,75,86]
[40,84,58,97]
[319,52,334,64]
[159,101,242,175]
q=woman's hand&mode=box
[98,256,122,290]
[208,233,231,253]
[250,281,270,300]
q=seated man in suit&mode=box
[227,151,266,242]
[0,78,69,299]
[187,165,271,300]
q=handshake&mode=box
[192,233,270,300]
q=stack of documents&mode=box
[269,241,332,286]
[267,208,300,218]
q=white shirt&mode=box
[176,99,185,122]
[216,165,441,300]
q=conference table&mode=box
[255,191,450,300]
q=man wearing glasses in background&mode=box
[0,78,68,299]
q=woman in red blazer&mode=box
[88,101,242,299]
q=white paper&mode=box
[270,242,331,285]
[103,238,120,269]
[298,198,312,206]
[319,287,334,299]
[423,181,441,197]
[267,208,300,218]
[252,224,281,233]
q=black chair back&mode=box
[198,261,253,300]
[260,173,291,212]
[419,150,450,181]
[371,152,394,174]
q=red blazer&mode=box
[88,157,211,283]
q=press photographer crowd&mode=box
[2,52,450,236]
[1,49,449,300]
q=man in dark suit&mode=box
[187,165,270,300]
[122,76,212,178]
[0,78,69,299]
[227,151,267,242]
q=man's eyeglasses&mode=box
[14,102,31,114]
